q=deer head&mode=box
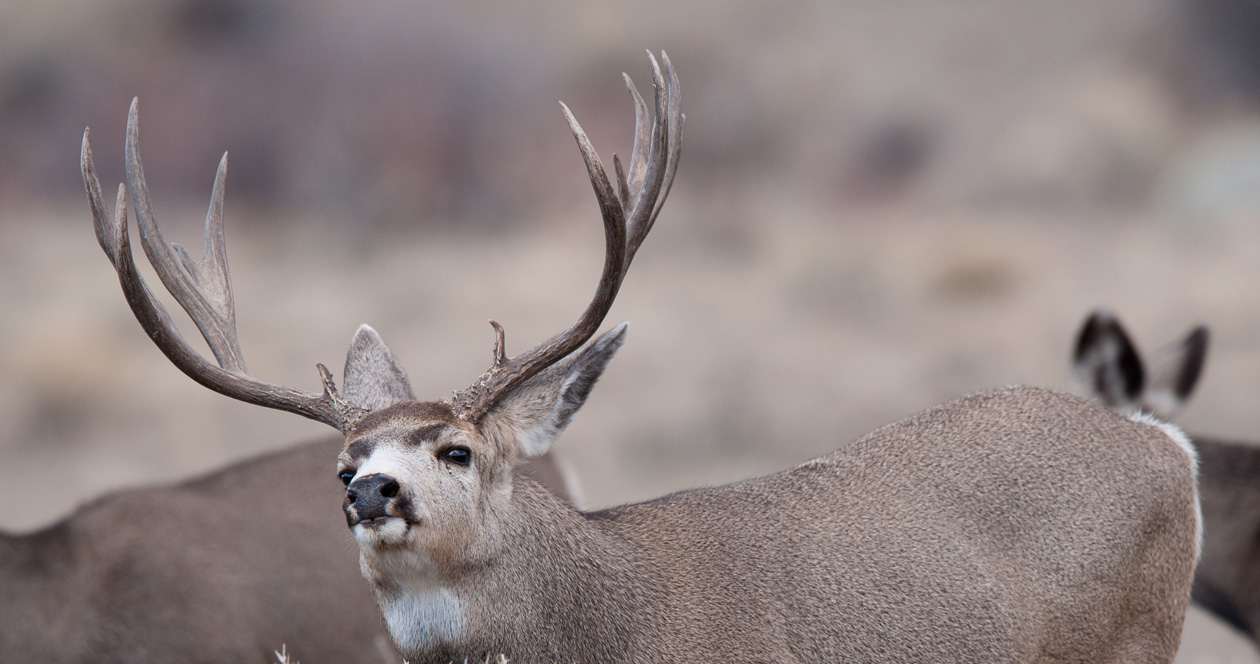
[82,49,682,574]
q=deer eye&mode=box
[338,470,355,486]
[440,447,471,466]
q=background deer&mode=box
[85,51,1201,662]
[0,432,573,663]
[0,436,393,664]
[1072,310,1260,649]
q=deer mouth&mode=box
[353,514,417,529]
[352,514,416,546]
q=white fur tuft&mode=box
[1128,411,1203,561]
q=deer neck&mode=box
[360,477,660,663]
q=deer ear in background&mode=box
[1144,326,1208,420]
[1071,310,1145,413]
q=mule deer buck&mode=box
[1072,310,1260,647]
[84,51,1202,662]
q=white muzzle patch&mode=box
[353,517,411,546]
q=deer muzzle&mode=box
[344,473,401,527]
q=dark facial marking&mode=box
[352,401,459,435]
[406,423,451,447]
[344,438,375,462]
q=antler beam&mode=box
[449,50,684,422]
[81,100,365,433]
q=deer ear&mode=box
[343,324,415,412]
[1070,310,1145,412]
[488,322,628,457]
[1143,326,1208,419]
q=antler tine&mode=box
[449,51,682,422]
[615,70,652,209]
[82,115,364,434]
[650,52,685,240]
[622,50,682,268]
[125,98,246,373]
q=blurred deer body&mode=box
[84,52,1199,662]
[1072,311,1260,643]
[0,437,390,664]
[0,438,573,664]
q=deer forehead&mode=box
[342,422,453,461]
[353,401,463,435]
[342,402,473,460]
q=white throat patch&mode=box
[382,586,466,652]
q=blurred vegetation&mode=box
[5,0,1260,229]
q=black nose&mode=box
[344,474,400,526]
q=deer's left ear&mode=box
[487,322,628,457]
[343,324,415,412]
[1070,310,1144,412]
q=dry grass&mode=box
[273,645,297,664]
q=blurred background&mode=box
[2,0,1259,660]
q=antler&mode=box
[449,50,683,422]
[81,99,366,434]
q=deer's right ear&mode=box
[1143,326,1208,419]
[1070,310,1144,411]
[487,322,629,458]
[343,325,415,412]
